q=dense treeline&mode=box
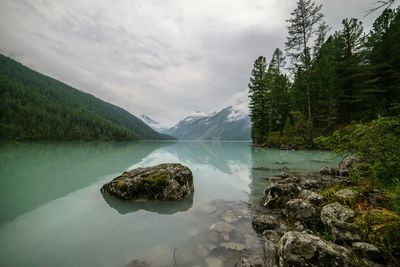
[248,2,400,260]
[249,1,400,148]
[0,54,172,141]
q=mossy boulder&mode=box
[101,163,194,200]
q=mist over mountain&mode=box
[0,54,173,141]
[164,106,251,140]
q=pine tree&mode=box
[285,0,324,145]
[267,49,291,134]
[335,18,367,123]
[367,8,400,116]
[311,35,340,132]
[248,56,268,144]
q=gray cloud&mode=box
[0,0,382,126]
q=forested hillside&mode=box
[248,4,400,148]
[0,54,172,141]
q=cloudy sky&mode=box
[0,0,382,127]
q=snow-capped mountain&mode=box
[140,114,159,126]
[165,106,251,140]
[139,114,170,132]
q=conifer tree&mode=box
[335,18,367,123]
[285,0,324,145]
[267,49,291,133]
[248,56,268,144]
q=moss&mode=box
[138,172,168,193]
[385,179,400,213]
[317,184,355,207]
[320,229,333,241]
[354,205,400,264]
[116,180,127,191]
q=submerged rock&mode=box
[252,166,271,171]
[240,256,266,267]
[278,231,356,267]
[221,209,244,223]
[101,163,194,200]
[196,244,216,258]
[125,259,150,267]
[205,257,223,267]
[220,242,247,251]
[210,222,234,241]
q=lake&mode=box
[0,141,338,267]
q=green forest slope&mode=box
[0,54,173,141]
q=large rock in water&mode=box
[101,163,194,200]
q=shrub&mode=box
[316,116,400,186]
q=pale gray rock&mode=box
[321,203,360,244]
[335,188,357,201]
[285,198,319,224]
[321,202,354,225]
[278,231,356,267]
[299,190,325,205]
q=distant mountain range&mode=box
[0,54,173,141]
[161,106,251,140]
[140,114,160,126]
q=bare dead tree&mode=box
[366,0,397,16]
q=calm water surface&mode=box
[0,142,338,267]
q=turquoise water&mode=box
[0,142,338,267]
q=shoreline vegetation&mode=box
[246,1,399,266]
[247,157,400,266]
[248,3,400,151]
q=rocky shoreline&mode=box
[123,158,392,267]
[244,157,388,267]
